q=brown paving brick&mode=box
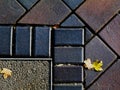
[85,37,117,87]
[18,0,71,25]
[88,60,120,90]
[100,15,120,56]
[0,0,25,24]
[76,0,120,32]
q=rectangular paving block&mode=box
[15,26,30,56]
[34,27,50,57]
[54,28,84,45]
[54,66,83,83]
[0,59,50,90]
[54,85,83,90]
[0,26,11,55]
[54,47,83,64]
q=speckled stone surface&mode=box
[0,60,50,90]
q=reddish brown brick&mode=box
[100,15,120,56]
[18,0,71,25]
[88,60,120,90]
[0,0,25,24]
[85,37,117,87]
[76,0,120,32]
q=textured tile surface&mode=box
[63,0,84,9]
[15,26,30,56]
[76,0,120,32]
[0,60,50,90]
[54,28,84,45]
[54,47,83,64]
[61,14,84,27]
[19,0,71,25]
[54,66,83,83]
[85,28,93,43]
[0,0,25,24]
[100,15,120,56]
[34,27,50,57]
[0,26,11,55]
[85,37,117,86]
[54,85,83,90]
[18,0,38,9]
[88,60,120,90]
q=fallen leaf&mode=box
[0,68,12,79]
[92,60,103,71]
[52,24,59,29]
[84,58,93,69]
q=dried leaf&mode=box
[92,60,103,71]
[0,68,12,79]
[84,58,93,69]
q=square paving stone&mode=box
[88,60,120,90]
[34,27,50,57]
[54,47,83,64]
[54,84,83,90]
[19,0,71,25]
[0,0,25,24]
[85,36,117,87]
[54,28,84,45]
[100,15,120,56]
[54,66,83,83]
[15,26,30,56]
[0,26,11,55]
[76,0,120,32]
[17,0,38,10]
[0,59,51,90]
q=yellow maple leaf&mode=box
[92,60,103,72]
[0,68,12,79]
[84,58,93,69]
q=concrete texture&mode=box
[0,60,50,90]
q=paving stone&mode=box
[0,60,50,90]
[88,60,120,90]
[0,26,11,55]
[61,14,84,27]
[54,66,83,83]
[54,28,84,45]
[76,0,120,32]
[85,36,117,87]
[15,26,30,56]
[54,47,83,64]
[54,85,83,90]
[0,0,25,24]
[63,0,84,9]
[34,27,50,57]
[100,15,120,56]
[17,0,38,10]
[85,28,93,43]
[19,0,71,25]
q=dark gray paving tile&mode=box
[0,26,11,55]
[0,60,50,90]
[0,0,25,24]
[19,0,71,25]
[54,85,83,90]
[85,36,117,87]
[88,60,120,90]
[54,47,83,64]
[54,28,84,46]
[76,0,120,32]
[61,14,84,27]
[34,27,50,57]
[100,15,120,56]
[85,28,93,43]
[63,0,84,9]
[17,0,38,10]
[15,26,30,56]
[54,66,83,83]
